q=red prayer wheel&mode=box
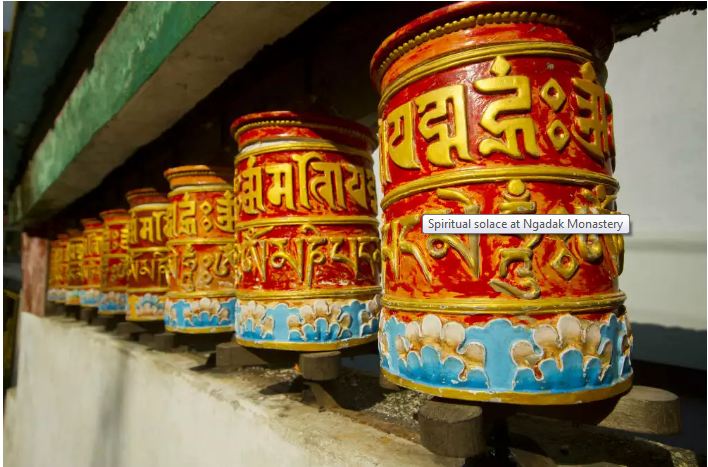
[230,111,382,350]
[126,188,170,322]
[371,2,631,403]
[47,235,68,303]
[99,209,131,316]
[47,239,59,301]
[79,218,103,308]
[163,165,237,333]
[65,228,84,306]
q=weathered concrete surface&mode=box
[10,2,326,226]
[3,313,451,467]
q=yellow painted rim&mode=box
[166,238,233,245]
[236,287,381,301]
[167,184,231,198]
[165,325,233,334]
[233,120,375,149]
[127,247,169,253]
[127,288,168,294]
[166,291,235,299]
[126,316,163,323]
[381,165,618,209]
[235,334,377,351]
[129,203,169,212]
[380,368,633,405]
[383,291,626,315]
[380,41,601,109]
[374,12,579,85]
[236,215,378,231]
[235,141,372,163]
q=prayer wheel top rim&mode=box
[125,187,168,207]
[163,164,233,190]
[369,1,613,91]
[230,110,376,152]
[99,209,130,221]
[79,218,102,229]
[55,233,69,240]
[66,229,82,238]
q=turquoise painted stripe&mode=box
[10,1,216,223]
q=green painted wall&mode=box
[4,2,91,200]
[10,1,216,224]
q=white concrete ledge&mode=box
[4,313,452,467]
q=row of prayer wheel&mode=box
[45,2,632,405]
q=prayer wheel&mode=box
[163,166,237,334]
[370,3,631,403]
[79,218,103,308]
[65,229,84,306]
[47,239,58,302]
[126,188,170,322]
[47,234,68,303]
[230,111,381,350]
[98,209,130,316]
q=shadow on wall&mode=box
[632,323,706,371]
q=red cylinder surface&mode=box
[163,165,237,334]
[371,2,630,404]
[99,209,130,316]
[79,218,103,307]
[230,111,382,350]
[126,188,170,322]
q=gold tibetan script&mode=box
[425,188,480,279]
[415,85,472,167]
[239,226,380,286]
[572,62,611,163]
[489,180,541,299]
[265,164,296,210]
[382,85,471,181]
[309,161,346,210]
[474,56,540,159]
[381,100,418,183]
[137,211,166,243]
[176,194,197,235]
[215,192,236,232]
[237,154,375,214]
[382,214,432,283]
[129,253,168,284]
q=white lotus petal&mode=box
[442,321,466,348]
[584,324,601,352]
[421,314,442,338]
[313,299,329,317]
[534,325,559,349]
[557,315,582,344]
[462,342,485,366]
[405,322,421,340]
[511,341,538,367]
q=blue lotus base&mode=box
[164,296,235,334]
[47,288,66,303]
[98,291,127,315]
[79,288,101,307]
[379,308,633,404]
[235,295,380,351]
